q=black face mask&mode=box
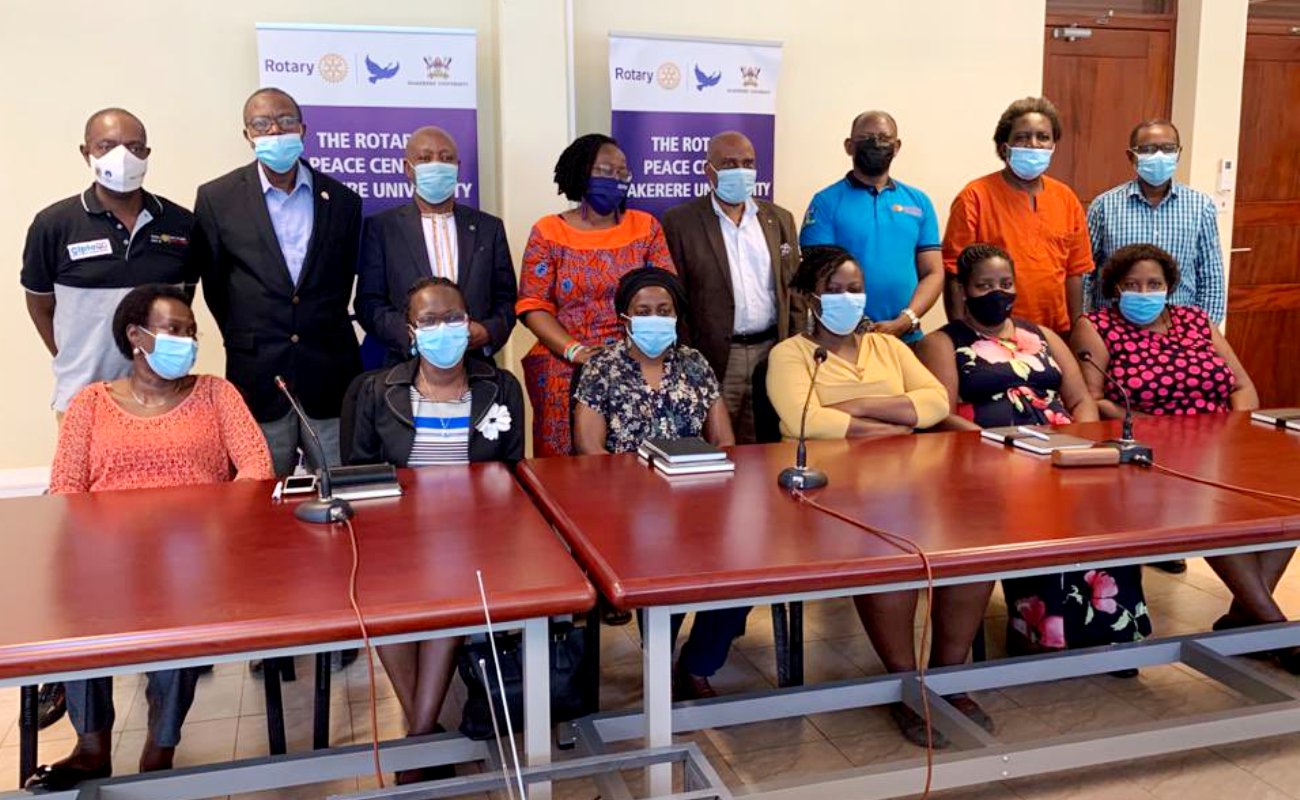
[966,290,1016,327]
[853,139,895,177]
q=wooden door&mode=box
[1227,29,1300,406]
[1042,4,1175,204]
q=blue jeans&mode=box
[66,669,201,747]
[638,607,752,678]
[259,411,341,478]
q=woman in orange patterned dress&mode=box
[516,133,676,456]
[30,284,272,792]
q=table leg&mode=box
[790,600,804,686]
[263,659,288,756]
[643,606,673,797]
[523,617,552,800]
[313,652,330,749]
[19,685,37,787]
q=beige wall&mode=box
[0,0,1252,468]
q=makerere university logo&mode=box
[424,56,452,80]
[318,53,348,83]
[656,62,681,90]
[740,66,761,88]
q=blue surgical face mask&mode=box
[412,161,458,204]
[253,133,304,174]
[1118,290,1168,326]
[413,323,470,369]
[625,315,677,358]
[584,176,631,216]
[713,167,756,205]
[1135,152,1178,187]
[139,329,198,380]
[1006,146,1053,181]
[815,292,866,336]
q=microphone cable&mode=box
[1143,461,1300,507]
[792,489,936,798]
[342,517,386,788]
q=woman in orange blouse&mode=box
[31,284,272,791]
[516,133,675,456]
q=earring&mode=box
[804,308,815,336]
[133,346,142,356]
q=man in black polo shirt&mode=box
[22,108,195,420]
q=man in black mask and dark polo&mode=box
[799,110,944,345]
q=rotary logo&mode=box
[656,62,681,90]
[318,53,349,83]
[740,66,761,88]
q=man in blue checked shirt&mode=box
[800,111,944,343]
[1085,119,1226,325]
[1087,118,1225,577]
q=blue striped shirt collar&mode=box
[1124,178,1181,204]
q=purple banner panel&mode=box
[300,105,478,216]
[612,110,775,219]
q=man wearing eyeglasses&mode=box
[22,108,197,422]
[190,87,363,478]
[799,110,944,344]
[1085,119,1225,324]
[355,125,516,365]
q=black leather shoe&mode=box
[1150,560,1188,574]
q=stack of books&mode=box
[636,437,735,477]
[980,425,1094,455]
[1251,409,1300,432]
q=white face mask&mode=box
[89,145,148,193]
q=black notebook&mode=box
[639,437,727,464]
[1251,409,1300,431]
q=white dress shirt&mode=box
[421,212,459,282]
[711,196,776,335]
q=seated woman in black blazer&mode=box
[345,276,524,784]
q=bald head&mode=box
[850,110,898,139]
[243,88,301,124]
[84,108,146,145]
[706,131,756,165]
[406,126,459,163]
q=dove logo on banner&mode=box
[257,23,479,215]
[609,33,782,218]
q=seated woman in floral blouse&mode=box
[917,244,1144,674]
[573,268,737,700]
[345,276,524,785]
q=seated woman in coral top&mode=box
[31,284,272,791]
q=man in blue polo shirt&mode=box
[800,111,943,342]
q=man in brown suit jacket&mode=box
[663,131,800,444]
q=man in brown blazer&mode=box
[663,131,800,444]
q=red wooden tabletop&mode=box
[0,463,594,680]
[518,413,1300,609]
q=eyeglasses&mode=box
[591,163,632,181]
[1130,143,1181,156]
[411,312,469,329]
[90,140,149,158]
[246,115,303,135]
[852,135,896,147]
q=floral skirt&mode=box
[522,347,575,458]
[1003,566,1151,652]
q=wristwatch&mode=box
[901,307,921,332]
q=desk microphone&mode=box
[1075,352,1154,465]
[274,375,355,523]
[778,347,830,491]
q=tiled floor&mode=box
[6,558,1300,799]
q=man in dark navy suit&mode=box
[191,88,363,477]
[355,125,516,364]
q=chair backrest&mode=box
[337,369,371,465]
[751,356,783,444]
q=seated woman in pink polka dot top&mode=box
[1072,244,1300,673]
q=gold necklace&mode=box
[128,376,178,408]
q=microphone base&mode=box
[778,466,829,491]
[294,496,356,524]
[1099,439,1154,465]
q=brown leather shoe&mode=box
[672,664,717,701]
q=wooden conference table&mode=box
[518,413,1300,798]
[0,464,595,799]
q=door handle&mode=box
[1052,26,1093,41]
[1230,247,1252,253]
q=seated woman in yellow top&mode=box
[767,245,992,748]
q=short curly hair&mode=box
[955,243,1015,287]
[791,245,859,296]
[993,96,1062,148]
[111,284,191,359]
[1100,243,1181,300]
[554,133,618,202]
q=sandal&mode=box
[946,693,996,734]
[888,703,948,749]
[25,761,112,791]
[37,683,66,730]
